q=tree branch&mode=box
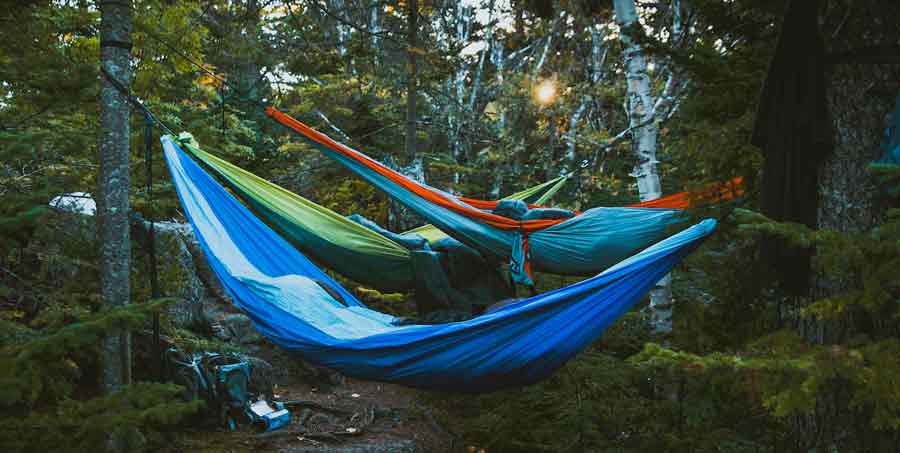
[299,0,402,46]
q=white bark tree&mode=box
[369,1,380,64]
[448,4,474,187]
[563,98,588,173]
[405,0,419,162]
[614,0,677,332]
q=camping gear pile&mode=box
[163,348,290,432]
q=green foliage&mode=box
[870,163,900,199]
[624,207,900,450]
[737,208,900,327]
[166,326,241,354]
[0,300,202,452]
[352,287,416,318]
[1,382,201,453]
[429,314,774,452]
[315,179,389,226]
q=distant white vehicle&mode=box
[49,192,96,216]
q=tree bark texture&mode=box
[614,0,670,332]
[387,0,427,231]
[405,0,419,161]
[810,59,900,344]
[98,0,133,393]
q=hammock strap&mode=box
[509,222,535,288]
[144,112,162,380]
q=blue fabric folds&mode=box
[162,136,716,392]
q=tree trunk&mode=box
[533,19,557,77]
[564,98,588,174]
[614,0,671,332]
[450,4,473,187]
[98,0,132,395]
[369,2,380,64]
[489,29,507,199]
[405,0,418,161]
[590,25,607,84]
[238,0,268,144]
[766,3,899,445]
[388,0,425,231]
[467,0,495,116]
[811,60,900,343]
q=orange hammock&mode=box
[267,107,743,225]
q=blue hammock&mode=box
[163,136,716,392]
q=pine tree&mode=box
[0,300,202,452]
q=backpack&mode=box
[163,348,255,430]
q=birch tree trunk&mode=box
[98,0,132,394]
[614,0,671,332]
[333,0,348,58]
[331,0,357,77]
[467,0,495,115]
[389,0,425,231]
[590,25,607,84]
[492,36,507,129]
[564,98,588,173]
[449,4,473,187]
[405,0,418,161]
[489,30,507,198]
[369,2,380,65]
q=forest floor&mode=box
[168,343,455,453]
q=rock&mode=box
[149,220,206,327]
[36,205,232,330]
[305,412,337,429]
[221,313,264,345]
[298,408,314,425]
[34,208,229,333]
[244,355,285,399]
[165,220,234,307]
[132,217,238,329]
[49,192,97,216]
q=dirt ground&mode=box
[169,343,457,453]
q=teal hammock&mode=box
[267,108,687,286]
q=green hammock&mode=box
[178,134,568,294]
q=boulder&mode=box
[132,217,238,330]
[219,313,264,345]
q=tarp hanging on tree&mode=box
[162,134,716,392]
[751,0,833,294]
